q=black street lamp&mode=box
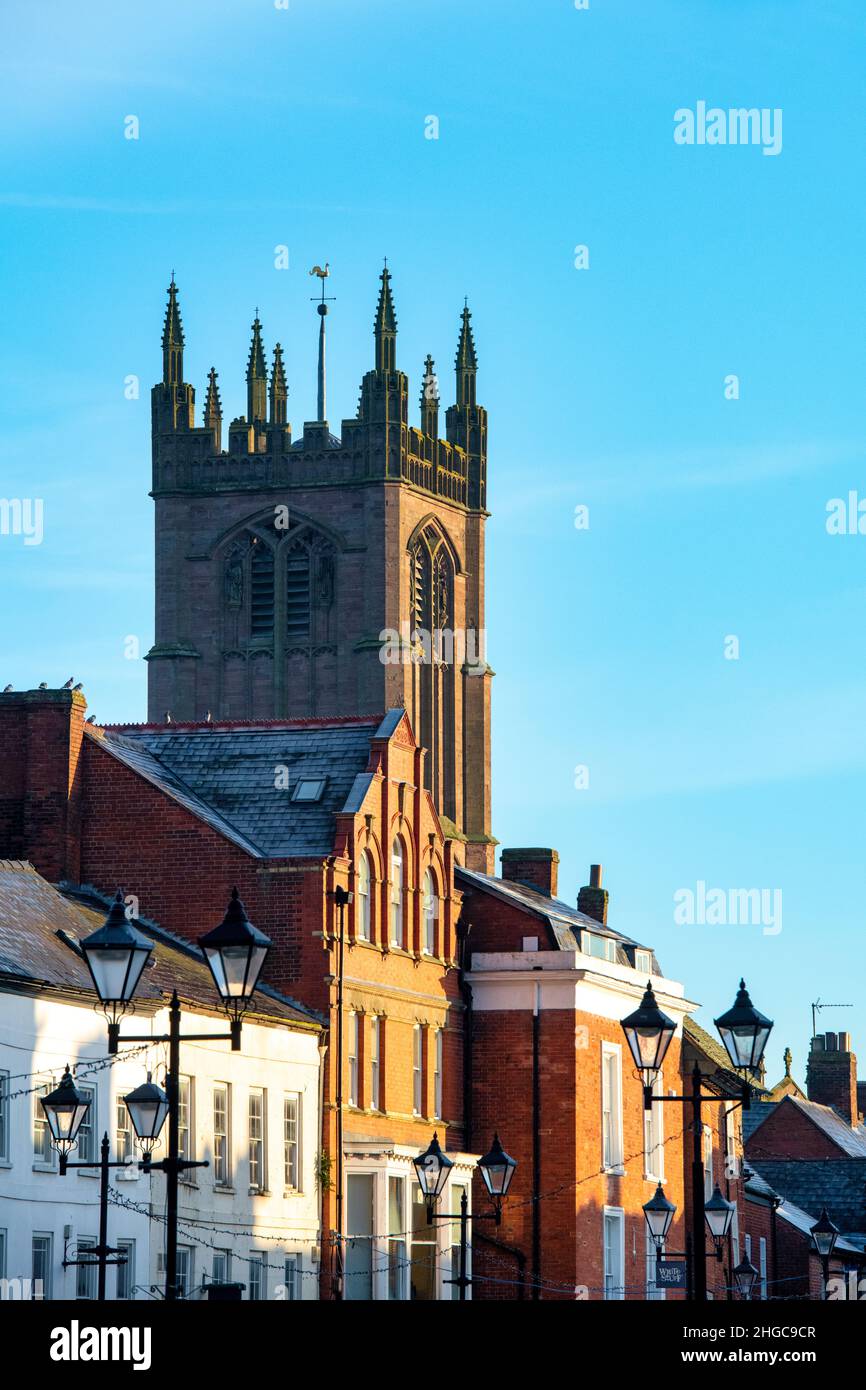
[621,978,773,1303]
[477,1133,518,1224]
[714,980,773,1081]
[412,1131,517,1300]
[810,1207,839,1299]
[622,983,677,1105]
[733,1255,759,1300]
[40,1066,91,1162]
[79,891,154,1036]
[41,1069,131,1301]
[79,886,271,1301]
[413,1132,454,1221]
[123,1076,169,1157]
[643,1182,676,1251]
[704,1184,736,1257]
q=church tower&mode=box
[146,265,493,869]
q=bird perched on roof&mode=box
[73,682,83,692]
[62,677,75,689]
[38,682,48,690]
[2,684,11,692]
[86,715,96,724]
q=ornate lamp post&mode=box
[412,1131,517,1300]
[79,887,271,1301]
[41,1068,131,1301]
[622,979,773,1302]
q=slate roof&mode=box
[0,862,321,1030]
[746,1159,866,1240]
[745,1165,866,1254]
[91,714,388,859]
[456,865,661,969]
[745,1094,866,1159]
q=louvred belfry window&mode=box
[250,542,275,636]
[286,545,311,641]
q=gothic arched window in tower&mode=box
[407,523,456,822]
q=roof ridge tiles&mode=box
[98,713,386,734]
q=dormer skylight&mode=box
[291,776,328,803]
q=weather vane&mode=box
[309,263,335,423]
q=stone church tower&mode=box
[147,267,494,869]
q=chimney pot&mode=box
[578,863,609,926]
[500,848,559,898]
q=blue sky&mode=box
[1,0,865,1079]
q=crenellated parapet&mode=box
[150,267,486,512]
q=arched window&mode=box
[390,839,404,948]
[357,852,372,942]
[422,869,436,956]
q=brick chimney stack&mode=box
[0,688,86,883]
[806,1031,859,1126]
[500,848,559,898]
[578,863,609,925]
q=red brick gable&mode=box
[746,1096,849,1162]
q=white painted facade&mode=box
[467,947,697,1028]
[0,988,322,1302]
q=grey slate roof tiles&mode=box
[456,864,659,965]
[93,717,384,859]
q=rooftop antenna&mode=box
[309,262,334,423]
[811,998,853,1041]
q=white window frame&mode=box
[178,1076,193,1169]
[249,1088,266,1192]
[370,1015,382,1112]
[32,1232,52,1298]
[212,1249,231,1285]
[603,1207,625,1300]
[434,1028,443,1119]
[601,1043,624,1172]
[703,1124,713,1200]
[358,852,372,941]
[635,949,653,976]
[283,1092,300,1191]
[116,1094,133,1166]
[422,869,436,955]
[249,1252,267,1301]
[759,1236,768,1299]
[75,1084,97,1166]
[282,1255,301,1300]
[724,1102,739,1180]
[348,1011,359,1108]
[213,1082,230,1187]
[33,1080,57,1168]
[390,839,404,948]
[413,1025,424,1116]
[176,1245,193,1299]
[644,1071,664,1180]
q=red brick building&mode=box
[741,1033,866,1299]
[0,688,476,1299]
[458,852,697,1300]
